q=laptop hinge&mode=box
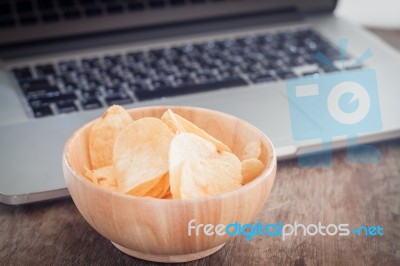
[0,7,302,60]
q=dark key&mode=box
[0,3,12,16]
[276,70,297,80]
[29,92,77,105]
[80,88,100,98]
[106,3,123,14]
[128,3,145,11]
[149,0,165,8]
[19,15,38,25]
[249,73,275,83]
[81,58,102,69]
[37,0,54,10]
[36,64,56,76]
[80,0,95,5]
[13,67,33,80]
[31,105,53,118]
[105,94,133,106]
[58,0,75,7]
[42,12,59,22]
[63,9,80,19]
[345,65,362,71]
[85,6,102,16]
[56,101,78,113]
[81,97,102,110]
[170,0,185,6]
[135,77,247,101]
[0,16,15,28]
[20,78,53,93]
[302,71,320,77]
[58,61,78,72]
[319,64,339,73]
[16,1,34,13]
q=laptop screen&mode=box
[0,0,335,46]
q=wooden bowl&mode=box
[62,106,277,263]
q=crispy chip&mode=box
[127,175,163,196]
[169,132,242,199]
[93,166,117,189]
[144,173,170,198]
[84,166,118,190]
[241,140,261,161]
[113,117,174,194]
[241,158,264,184]
[169,133,217,198]
[89,105,132,169]
[162,188,173,199]
[179,152,242,199]
[84,166,98,184]
[161,109,231,152]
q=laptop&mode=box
[1,0,400,205]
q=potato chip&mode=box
[162,188,173,199]
[113,117,174,194]
[89,105,132,169]
[241,158,264,184]
[162,109,231,152]
[241,140,261,161]
[169,132,242,199]
[93,166,117,189]
[84,166,98,184]
[169,133,217,198]
[179,152,242,199]
[126,175,163,196]
[144,173,170,198]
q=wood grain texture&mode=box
[1,139,399,266]
[1,28,400,266]
[63,106,276,263]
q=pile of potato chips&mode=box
[84,105,266,199]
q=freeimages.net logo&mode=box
[286,39,382,167]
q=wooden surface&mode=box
[1,28,400,266]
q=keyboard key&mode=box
[105,95,133,106]
[0,3,12,16]
[0,16,15,28]
[29,92,77,105]
[106,3,123,14]
[16,1,34,13]
[42,12,59,22]
[276,70,297,80]
[32,105,53,118]
[20,79,54,94]
[81,97,102,110]
[135,77,247,101]
[63,9,81,19]
[36,64,56,76]
[149,0,165,8]
[249,73,275,83]
[20,15,38,25]
[56,101,78,113]
[169,0,185,6]
[13,67,33,80]
[85,6,102,16]
[128,3,145,11]
[37,0,54,10]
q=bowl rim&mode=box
[63,105,277,203]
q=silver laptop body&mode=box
[1,0,400,204]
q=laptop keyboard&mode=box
[12,28,347,118]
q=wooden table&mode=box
[1,29,400,266]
